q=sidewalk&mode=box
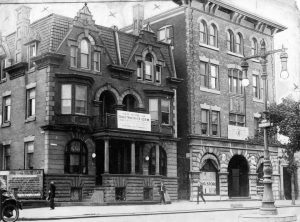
[18,200,300,221]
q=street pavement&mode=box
[18,200,300,221]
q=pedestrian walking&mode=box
[158,181,166,204]
[197,182,206,204]
[48,181,56,209]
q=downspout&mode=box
[113,26,122,65]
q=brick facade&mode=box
[0,4,180,203]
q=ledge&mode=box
[108,64,135,80]
[199,43,219,52]
[227,51,244,58]
[25,116,36,123]
[253,98,264,104]
[200,87,221,95]
[1,122,11,128]
[166,76,183,85]
[4,62,28,80]
[32,52,65,70]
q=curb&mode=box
[18,204,300,221]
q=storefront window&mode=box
[200,158,219,195]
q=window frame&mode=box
[148,146,167,176]
[235,33,243,54]
[200,109,220,136]
[93,51,101,72]
[70,46,77,68]
[148,97,172,126]
[251,38,258,56]
[28,42,37,69]
[80,39,90,69]
[229,113,245,127]
[3,96,11,123]
[227,30,235,52]
[228,69,244,95]
[26,87,36,118]
[3,145,10,170]
[209,24,218,47]
[200,60,219,90]
[0,59,6,80]
[157,25,173,44]
[65,140,88,174]
[199,20,208,44]
[60,83,88,115]
[25,141,34,170]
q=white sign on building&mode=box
[228,125,249,140]
[200,171,216,194]
[117,110,151,131]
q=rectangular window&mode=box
[210,64,218,89]
[157,26,173,44]
[201,109,209,135]
[75,85,87,115]
[81,54,89,69]
[211,111,219,136]
[16,52,21,63]
[3,96,11,123]
[145,62,152,81]
[149,99,158,121]
[0,59,6,80]
[155,65,161,83]
[70,46,77,68]
[253,75,259,98]
[26,88,36,118]
[93,51,101,72]
[200,61,208,87]
[161,99,170,125]
[4,145,10,170]
[61,84,72,114]
[137,61,142,80]
[229,113,245,126]
[28,43,37,69]
[228,69,243,94]
[254,117,260,136]
[25,142,34,170]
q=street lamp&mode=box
[241,39,288,216]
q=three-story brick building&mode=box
[122,0,287,201]
[0,4,181,202]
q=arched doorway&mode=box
[99,91,116,126]
[228,155,249,197]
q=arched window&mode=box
[200,158,219,195]
[235,33,243,54]
[122,94,137,112]
[199,20,208,44]
[251,38,258,55]
[144,53,153,81]
[80,39,90,69]
[148,146,167,176]
[209,24,218,47]
[227,30,234,52]
[65,140,88,174]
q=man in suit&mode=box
[48,181,56,209]
[197,182,206,204]
[159,181,166,204]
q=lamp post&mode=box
[241,39,288,215]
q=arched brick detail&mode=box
[195,146,222,171]
[142,47,158,63]
[226,149,250,171]
[94,84,121,104]
[120,89,144,109]
[77,32,95,46]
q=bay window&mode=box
[149,98,171,125]
[161,99,170,125]
[61,84,87,115]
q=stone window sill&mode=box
[69,67,102,75]
[251,58,260,63]
[1,122,11,128]
[227,51,244,58]
[200,87,221,95]
[199,43,219,52]
[25,116,36,123]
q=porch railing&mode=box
[92,113,173,135]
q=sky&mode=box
[0,0,299,103]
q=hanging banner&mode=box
[117,110,151,131]
[0,169,44,199]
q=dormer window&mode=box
[157,25,173,44]
[144,53,153,81]
[80,39,90,69]
[28,42,37,69]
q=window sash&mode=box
[200,61,208,87]
[61,84,72,114]
[201,109,209,135]
[75,85,87,115]
[70,47,77,67]
[145,62,152,80]
[149,99,158,121]
[200,21,207,44]
[161,99,170,125]
[27,88,36,117]
[93,52,100,72]
[137,61,142,79]
[155,65,161,83]
[209,25,217,46]
[210,64,218,89]
[3,96,11,122]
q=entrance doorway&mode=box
[228,155,249,197]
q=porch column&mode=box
[155,144,160,175]
[104,139,109,174]
[131,141,135,174]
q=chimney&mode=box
[15,5,31,63]
[132,4,144,35]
